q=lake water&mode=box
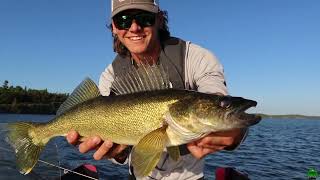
[0,114,319,180]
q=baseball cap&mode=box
[111,0,159,17]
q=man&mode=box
[67,0,248,179]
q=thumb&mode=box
[187,142,203,159]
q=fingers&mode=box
[93,140,113,160]
[197,136,234,147]
[199,144,226,150]
[186,142,203,159]
[93,141,128,161]
[107,144,128,159]
[187,129,246,159]
[196,129,244,147]
[187,142,219,159]
[66,131,128,161]
[79,136,102,153]
[66,130,79,145]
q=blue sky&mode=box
[1,0,319,116]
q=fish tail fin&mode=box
[6,122,44,175]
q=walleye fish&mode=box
[6,64,261,177]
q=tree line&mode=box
[0,80,68,114]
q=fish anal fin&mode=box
[167,146,180,161]
[131,126,168,177]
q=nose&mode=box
[129,20,142,32]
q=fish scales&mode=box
[32,90,184,145]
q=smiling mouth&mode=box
[128,36,145,41]
[130,37,142,40]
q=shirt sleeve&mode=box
[185,42,228,95]
[98,64,115,96]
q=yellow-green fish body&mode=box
[32,90,188,146]
[6,64,261,177]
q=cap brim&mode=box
[112,4,159,17]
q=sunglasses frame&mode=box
[113,11,157,30]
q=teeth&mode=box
[130,36,143,40]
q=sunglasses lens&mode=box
[135,13,155,27]
[113,12,156,30]
[113,15,132,29]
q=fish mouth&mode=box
[236,100,261,125]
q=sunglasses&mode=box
[113,12,156,30]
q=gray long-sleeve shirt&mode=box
[99,42,228,97]
[98,42,229,179]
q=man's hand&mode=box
[66,130,128,162]
[187,128,246,159]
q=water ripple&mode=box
[0,115,319,180]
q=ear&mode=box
[111,21,118,34]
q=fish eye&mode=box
[219,96,232,108]
[220,100,231,108]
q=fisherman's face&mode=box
[112,9,161,56]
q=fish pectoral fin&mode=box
[131,126,168,178]
[167,146,180,161]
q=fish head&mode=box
[218,95,261,128]
[187,94,261,132]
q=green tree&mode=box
[3,80,9,89]
[0,81,68,114]
[10,97,18,113]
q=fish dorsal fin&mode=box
[111,63,172,95]
[56,78,100,115]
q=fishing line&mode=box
[0,130,9,134]
[53,142,62,180]
[0,146,12,152]
[38,160,98,180]
[0,146,97,180]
